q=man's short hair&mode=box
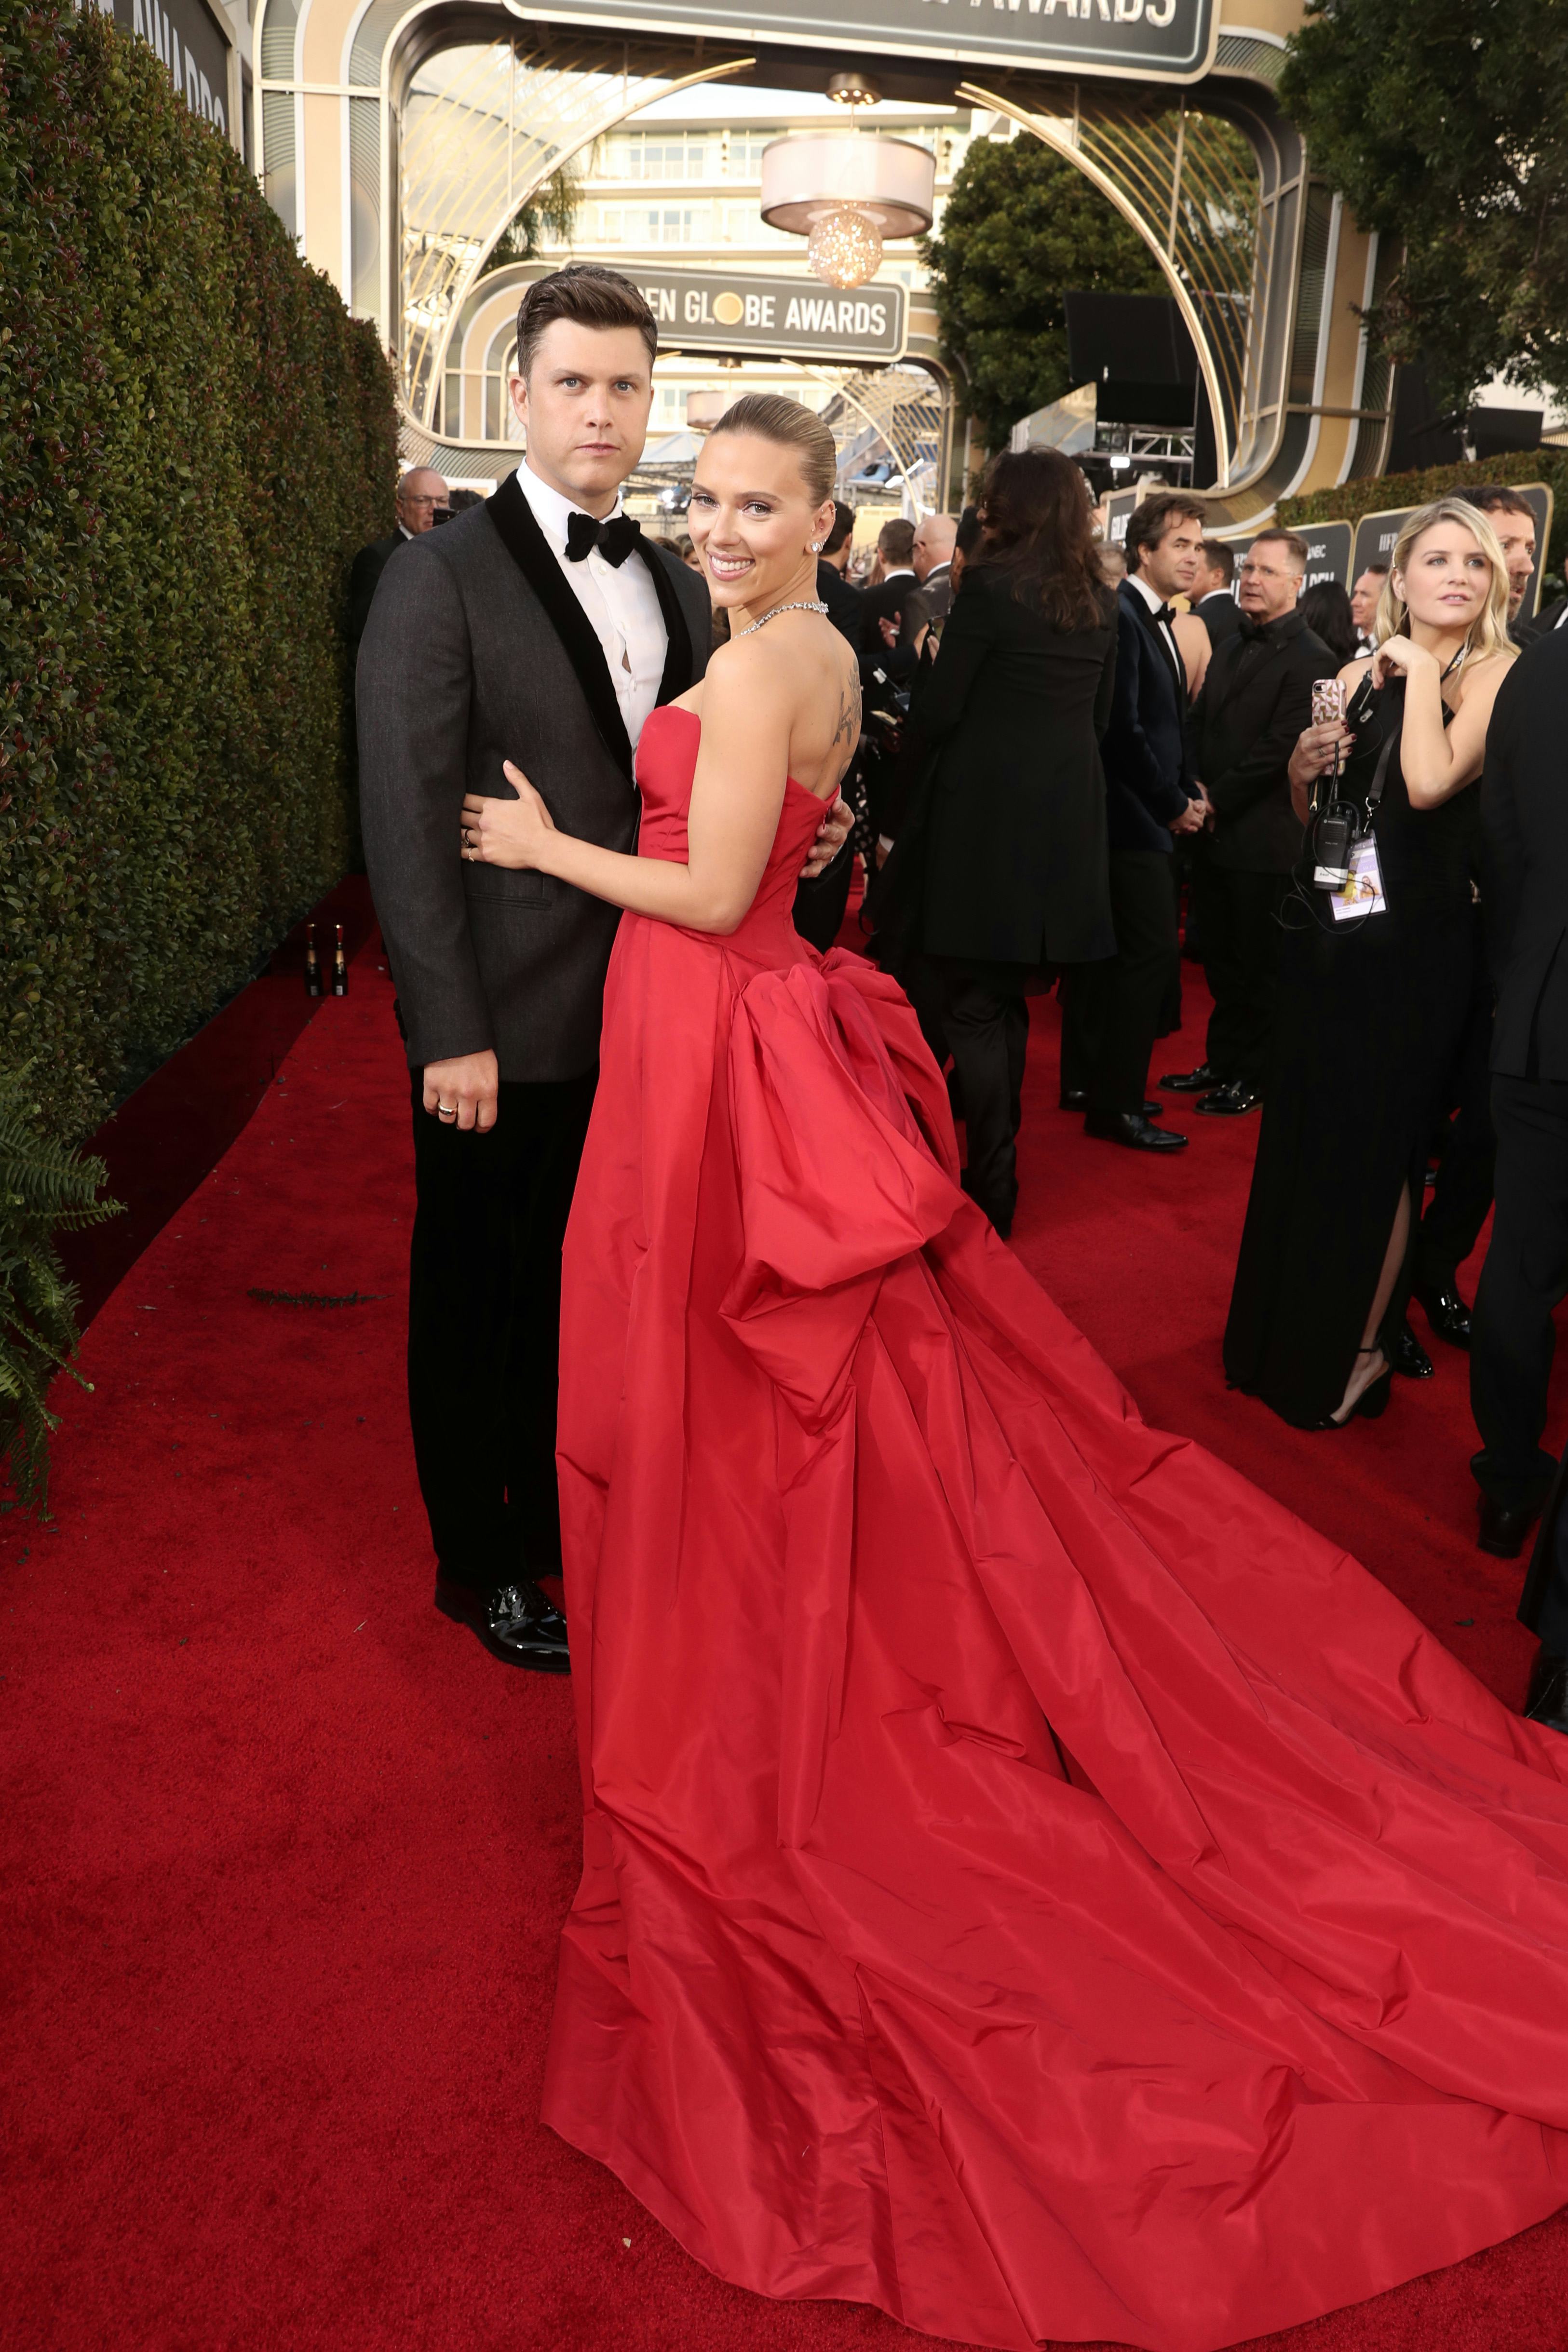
[824,500,854,556]
[1360,562,1390,579]
[1248,527,1310,570]
[1124,492,1207,571]
[956,504,984,560]
[878,517,916,565]
[515,265,658,379]
[1463,483,1536,521]
[1199,536,1235,587]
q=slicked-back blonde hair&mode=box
[1374,497,1515,670]
[706,394,838,505]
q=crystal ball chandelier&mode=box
[805,204,884,292]
[760,74,935,296]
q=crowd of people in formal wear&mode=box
[849,457,1568,1731]
[327,264,1568,2352]
[347,286,1568,1740]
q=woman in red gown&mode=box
[459,397,1568,2352]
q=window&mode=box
[725,134,772,179]
[619,205,712,246]
[615,134,708,183]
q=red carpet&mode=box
[5,935,1567,2352]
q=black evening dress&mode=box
[1224,678,1475,1426]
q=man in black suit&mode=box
[1062,490,1208,1154]
[1163,529,1324,1116]
[815,500,862,644]
[1192,538,1240,646]
[857,518,917,658]
[1470,631,1568,1607]
[344,467,449,652]
[359,268,848,1675]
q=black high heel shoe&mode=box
[1310,1348,1392,1431]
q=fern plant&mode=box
[0,1069,120,1514]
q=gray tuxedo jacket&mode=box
[357,475,710,1082]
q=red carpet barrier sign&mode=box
[510,0,1217,80]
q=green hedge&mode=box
[1280,449,1568,581]
[0,0,397,1144]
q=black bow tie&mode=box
[565,510,641,567]
[1151,602,1176,628]
[1238,613,1273,644]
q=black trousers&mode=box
[1470,1072,1568,1511]
[1059,850,1176,1119]
[1197,864,1288,1090]
[1519,1445,1568,1656]
[1416,944,1496,1292]
[938,958,1031,1219]
[407,1068,597,1587]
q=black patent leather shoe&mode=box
[434,1574,570,1672]
[1195,1080,1262,1116]
[1525,1647,1568,1732]
[1083,1111,1188,1153]
[1389,1319,1434,1380]
[1060,1089,1162,1117]
[1159,1063,1223,1094]
[1476,1496,1540,1560]
[1413,1280,1472,1349]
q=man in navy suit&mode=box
[1062,492,1208,1153]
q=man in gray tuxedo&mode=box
[358,265,846,1675]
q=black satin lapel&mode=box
[640,542,695,706]
[484,473,633,779]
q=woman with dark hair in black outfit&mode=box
[1298,579,1359,667]
[873,449,1117,1234]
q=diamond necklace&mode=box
[736,599,829,636]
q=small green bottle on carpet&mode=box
[304,923,322,998]
[330,923,348,997]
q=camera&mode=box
[1312,806,1355,890]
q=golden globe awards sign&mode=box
[505,0,1217,80]
[509,262,907,363]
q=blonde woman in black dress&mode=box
[1225,499,1515,1428]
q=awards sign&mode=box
[88,0,231,137]
[506,0,1217,82]
[513,262,906,363]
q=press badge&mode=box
[1330,836,1387,921]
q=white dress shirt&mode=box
[1124,565,1185,690]
[514,460,668,753]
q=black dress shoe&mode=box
[1060,1089,1162,1117]
[1388,1319,1434,1379]
[1159,1063,1223,1094]
[1476,1496,1540,1560]
[1413,1280,1472,1349]
[1525,1648,1568,1731]
[1083,1111,1188,1153]
[1195,1081,1262,1116]
[434,1574,570,1672]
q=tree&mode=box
[921,134,1168,457]
[484,164,584,276]
[1280,0,1568,421]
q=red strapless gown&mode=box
[543,706,1568,2352]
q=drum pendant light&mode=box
[760,78,935,293]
